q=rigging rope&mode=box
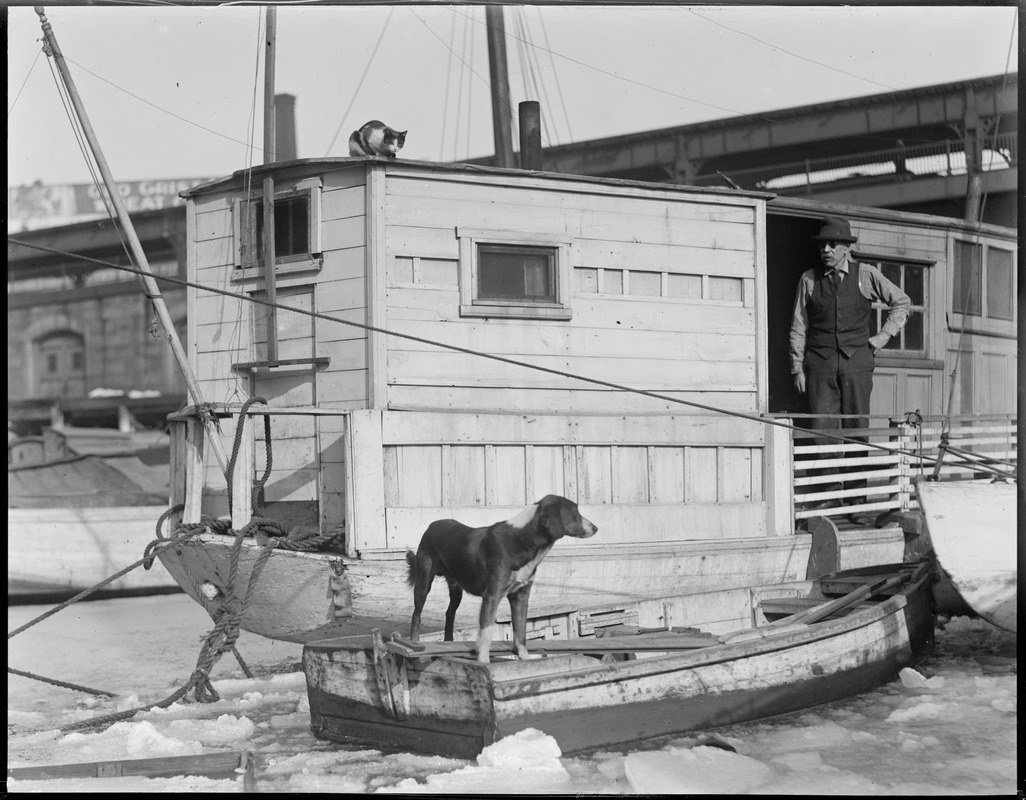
[324,6,395,157]
[9,235,1006,477]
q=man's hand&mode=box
[868,333,890,353]
[793,371,806,394]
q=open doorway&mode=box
[765,212,823,414]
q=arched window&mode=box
[35,331,85,397]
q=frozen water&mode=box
[7,594,1016,794]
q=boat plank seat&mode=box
[384,627,721,660]
[759,596,875,619]
[819,569,912,598]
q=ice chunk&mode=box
[625,745,774,794]
[125,721,202,758]
[899,667,945,690]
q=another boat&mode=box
[8,428,180,601]
[914,477,1016,633]
[303,561,935,758]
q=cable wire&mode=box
[12,235,1012,480]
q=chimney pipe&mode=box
[275,93,297,161]
[519,101,541,171]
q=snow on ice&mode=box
[7,595,1017,794]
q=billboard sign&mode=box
[8,178,213,232]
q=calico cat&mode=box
[348,121,407,158]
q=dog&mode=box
[405,494,598,663]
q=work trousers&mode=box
[804,345,874,494]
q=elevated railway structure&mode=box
[473,74,1017,228]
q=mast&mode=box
[35,6,229,476]
[485,6,515,168]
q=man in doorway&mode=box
[789,216,911,526]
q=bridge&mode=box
[475,73,1017,228]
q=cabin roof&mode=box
[179,156,774,201]
[769,195,1017,238]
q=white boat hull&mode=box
[8,506,180,598]
[155,528,906,642]
[915,479,1017,633]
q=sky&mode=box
[8,594,1017,793]
[6,3,1018,189]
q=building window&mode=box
[457,228,572,319]
[856,254,930,355]
[233,177,322,276]
[35,331,86,397]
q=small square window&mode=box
[478,244,556,302]
[457,228,572,320]
[233,178,322,277]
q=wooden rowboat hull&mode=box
[303,563,934,758]
[915,478,1016,633]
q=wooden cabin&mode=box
[175,158,1013,596]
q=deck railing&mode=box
[786,413,1017,523]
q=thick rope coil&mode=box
[225,396,268,519]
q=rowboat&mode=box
[914,478,1016,633]
[303,560,934,758]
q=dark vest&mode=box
[806,261,872,360]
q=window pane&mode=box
[275,196,309,256]
[904,265,924,306]
[478,245,555,301]
[881,262,901,285]
[987,249,1013,320]
[252,194,311,261]
[903,311,924,350]
[953,241,982,315]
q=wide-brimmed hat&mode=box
[811,216,857,243]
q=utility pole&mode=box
[485,6,516,168]
[962,85,983,224]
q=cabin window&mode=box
[953,239,1015,327]
[855,254,929,356]
[953,241,982,316]
[984,248,1013,321]
[477,245,557,302]
[457,228,572,319]
[233,177,322,277]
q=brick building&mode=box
[7,208,188,434]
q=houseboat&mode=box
[155,155,1015,642]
